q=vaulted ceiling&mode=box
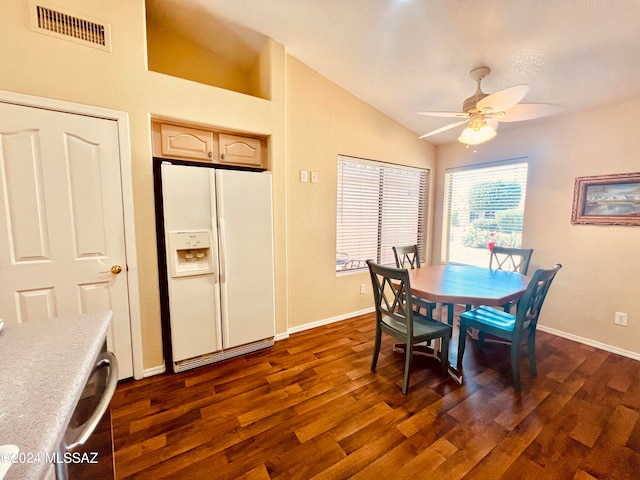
[147,0,640,145]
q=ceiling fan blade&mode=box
[419,119,469,139]
[477,85,530,113]
[417,111,468,118]
[494,103,564,122]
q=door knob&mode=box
[100,265,123,274]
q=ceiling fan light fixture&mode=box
[458,121,496,145]
[418,66,562,143]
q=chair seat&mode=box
[460,305,515,332]
[381,312,450,338]
[458,306,521,386]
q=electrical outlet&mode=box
[360,284,366,294]
[614,311,628,326]
[300,170,308,182]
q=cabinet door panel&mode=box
[160,124,214,161]
[218,133,263,168]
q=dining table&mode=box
[409,263,530,309]
[396,263,531,384]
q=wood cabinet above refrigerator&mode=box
[159,123,214,161]
[152,120,267,170]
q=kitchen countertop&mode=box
[0,311,112,480]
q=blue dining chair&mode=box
[367,260,452,394]
[456,263,562,391]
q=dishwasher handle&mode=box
[64,351,119,451]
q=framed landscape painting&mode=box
[571,172,640,225]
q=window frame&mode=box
[441,158,529,266]
[336,155,430,274]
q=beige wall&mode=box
[0,0,436,373]
[0,0,287,372]
[5,0,634,373]
[146,18,269,100]
[434,100,640,357]
[285,57,436,328]
[146,21,257,96]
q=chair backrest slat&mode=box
[490,246,534,275]
[392,245,421,270]
[367,260,413,333]
[515,263,562,332]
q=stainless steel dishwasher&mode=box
[54,350,118,480]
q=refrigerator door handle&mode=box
[216,216,226,285]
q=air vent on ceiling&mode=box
[30,2,111,52]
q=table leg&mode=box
[392,342,463,386]
[434,302,443,322]
[392,342,435,358]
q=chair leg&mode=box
[440,333,450,377]
[402,342,413,395]
[510,342,521,391]
[371,326,382,371]
[456,321,468,370]
[446,303,454,326]
[528,330,537,376]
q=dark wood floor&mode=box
[111,311,640,479]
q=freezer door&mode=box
[216,170,276,348]
[161,163,222,362]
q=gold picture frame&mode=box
[571,172,640,225]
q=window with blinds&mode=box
[336,156,429,273]
[441,159,528,266]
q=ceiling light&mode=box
[458,117,497,145]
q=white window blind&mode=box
[336,156,429,273]
[442,159,528,266]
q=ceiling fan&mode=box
[418,66,562,145]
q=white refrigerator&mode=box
[159,161,275,372]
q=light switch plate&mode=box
[614,311,628,326]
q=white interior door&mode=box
[0,102,133,379]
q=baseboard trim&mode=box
[274,331,290,341]
[143,364,166,378]
[537,325,640,361]
[140,313,639,378]
[287,307,375,335]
